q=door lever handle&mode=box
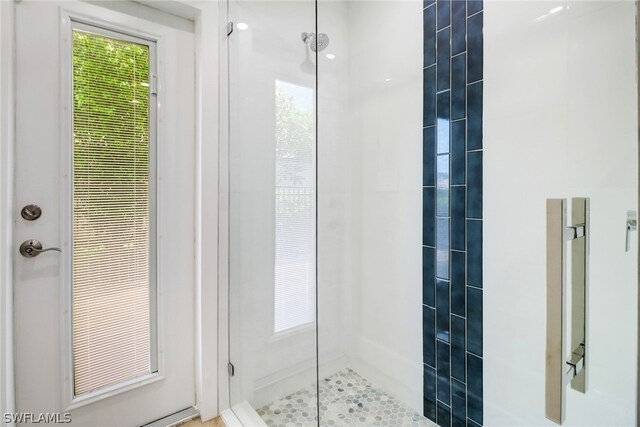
[19,239,62,258]
[626,211,637,252]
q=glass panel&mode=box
[227,0,318,422]
[71,27,154,395]
[315,1,430,425]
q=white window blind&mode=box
[71,27,155,395]
[273,81,316,333]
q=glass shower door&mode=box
[225,0,318,423]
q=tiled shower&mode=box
[222,0,639,426]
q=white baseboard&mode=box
[350,336,423,413]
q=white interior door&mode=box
[13,2,195,425]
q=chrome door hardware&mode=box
[19,239,62,258]
[546,198,589,425]
[20,204,42,221]
[625,210,637,252]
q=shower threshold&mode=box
[250,368,435,427]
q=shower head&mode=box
[301,32,330,52]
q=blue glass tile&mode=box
[424,5,436,67]
[450,250,465,317]
[437,121,450,155]
[451,54,466,121]
[437,155,449,187]
[467,81,483,150]
[451,120,466,185]
[437,0,451,30]
[437,401,451,427]
[436,279,450,342]
[467,286,483,356]
[437,188,449,218]
[468,353,483,424]
[424,365,437,422]
[424,127,436,186]
[450,315,466,382]
[436,340,451,404]
[423,306,436,366]
[450,186,465,251]
[467,12,483,83]
[436,123,451,156]
[467,150,482,218]
[437,28,451,92]
[423,187,435,247]
[466,219,482,287]
[436,155,450,217]
[437,91,450,154]
[467,0,482,16]
[436,218,450,279]
[451,379,467,427]
[423,66,437,127]
[451,0,466,56]
[423,246,435,307]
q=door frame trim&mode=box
[0,1,16,425]
[636,2,640,425]
[0,0,222,424]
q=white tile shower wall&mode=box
[484,1,637,425]
[341,0,424,413]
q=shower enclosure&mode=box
[219,1,639,426]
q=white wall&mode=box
[484,1,637,425]
[338,0,424,412]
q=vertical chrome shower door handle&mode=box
[546,198,589,425]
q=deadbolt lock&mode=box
[20,204,42,221]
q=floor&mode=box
[257,368,434,427]
[180,417,226,427]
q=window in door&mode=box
[71,23,157,396]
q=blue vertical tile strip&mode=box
[423,0,483,425]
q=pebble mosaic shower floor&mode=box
[256,368,435,427]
